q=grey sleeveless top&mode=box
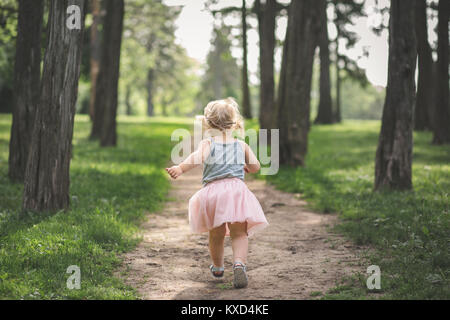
[202,137,245,186]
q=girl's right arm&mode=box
[166,139,211,179]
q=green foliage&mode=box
[310,61,385,121]
[0,0,17,113]
[264,121,450,299]
[0,114,190,299]
[198,22,241,110]
[119,0,200,116]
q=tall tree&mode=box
[90,0,124,145]
[277,0,320,166]
[8,0,43,182]
[208,0,252,118]
[330,0,366,123]
[431,0,450,144]
[22,0,85,212]
[374,0,417,191]
[0,0,18,114]
[200,23,241,105]
[314,0,333,124]
[334,33,342,123]
[88,0,102,121]
[124,0,181,117]
[255,0,276,129]
[241,0,252,119]
[414,0,433,131]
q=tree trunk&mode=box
[431,0,450,144]
[374,0,417,191]
[314,0,333,125]
[93,0,124,147]
[334,31,342,123]
[162,98,168,117]
[241,0,252,119]
[256,0,276,129]
[22,0,85,212]
[147,68,155,117]
[275,12,290,134]
[8,0,44,182]
[125,84,132,116]
[89,0,101,122]
[414,0,433,131]
[277,0,320,166]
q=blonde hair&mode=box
[202,97,244,135]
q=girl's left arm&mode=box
[165,139,210,179]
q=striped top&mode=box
[202,137,245,186]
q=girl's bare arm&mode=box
[166,139,210,179]
[240,141,260,173]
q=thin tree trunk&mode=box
[162,98,168,117]
[95,0,124,147]
[241,0,252,119]
[125,84,132,115]
[428,60,438,132]
[277,0,320,166]
[275,12,290,134]
[431,0,450,144]
[22,0,85,212]
[256,0,276,129]
[414,0,433,131]
[374,0,417,191]
[8,0,44,182]
[315,0,333,125]
[89,0,101,122]
[147,68,155,117]
[334,31,342,123]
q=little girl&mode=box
[165,98,268,289]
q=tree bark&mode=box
[414,0,433,131]
[277,0,320,166]
[256,0,276,129]
[374,0,417,191]
[88,0,101,122]
[314,0,333,125]
[431,0,450,144]
[8,0,44,182]
[241,0,252,119]
[22,0,85,212]
[90,0,124,146]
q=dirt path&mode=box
[120,166,367,300]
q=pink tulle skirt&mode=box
[188,177,269,237]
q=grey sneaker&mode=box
[233,262,248,288]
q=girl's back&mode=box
[202,138,245,185]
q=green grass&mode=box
[1,115,448,300]
[0,114,190,299]
[262,120,450,299]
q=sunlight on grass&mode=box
[0,115,189,299]
[265,120,450,299]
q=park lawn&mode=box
[261,120,449,299]
[0,114,190,299]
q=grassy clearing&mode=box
[0,114,190,299]
[262,121,449,299]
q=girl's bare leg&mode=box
[209,223,226,268]
[228,222,248,264]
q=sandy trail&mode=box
[120,165,366,299]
